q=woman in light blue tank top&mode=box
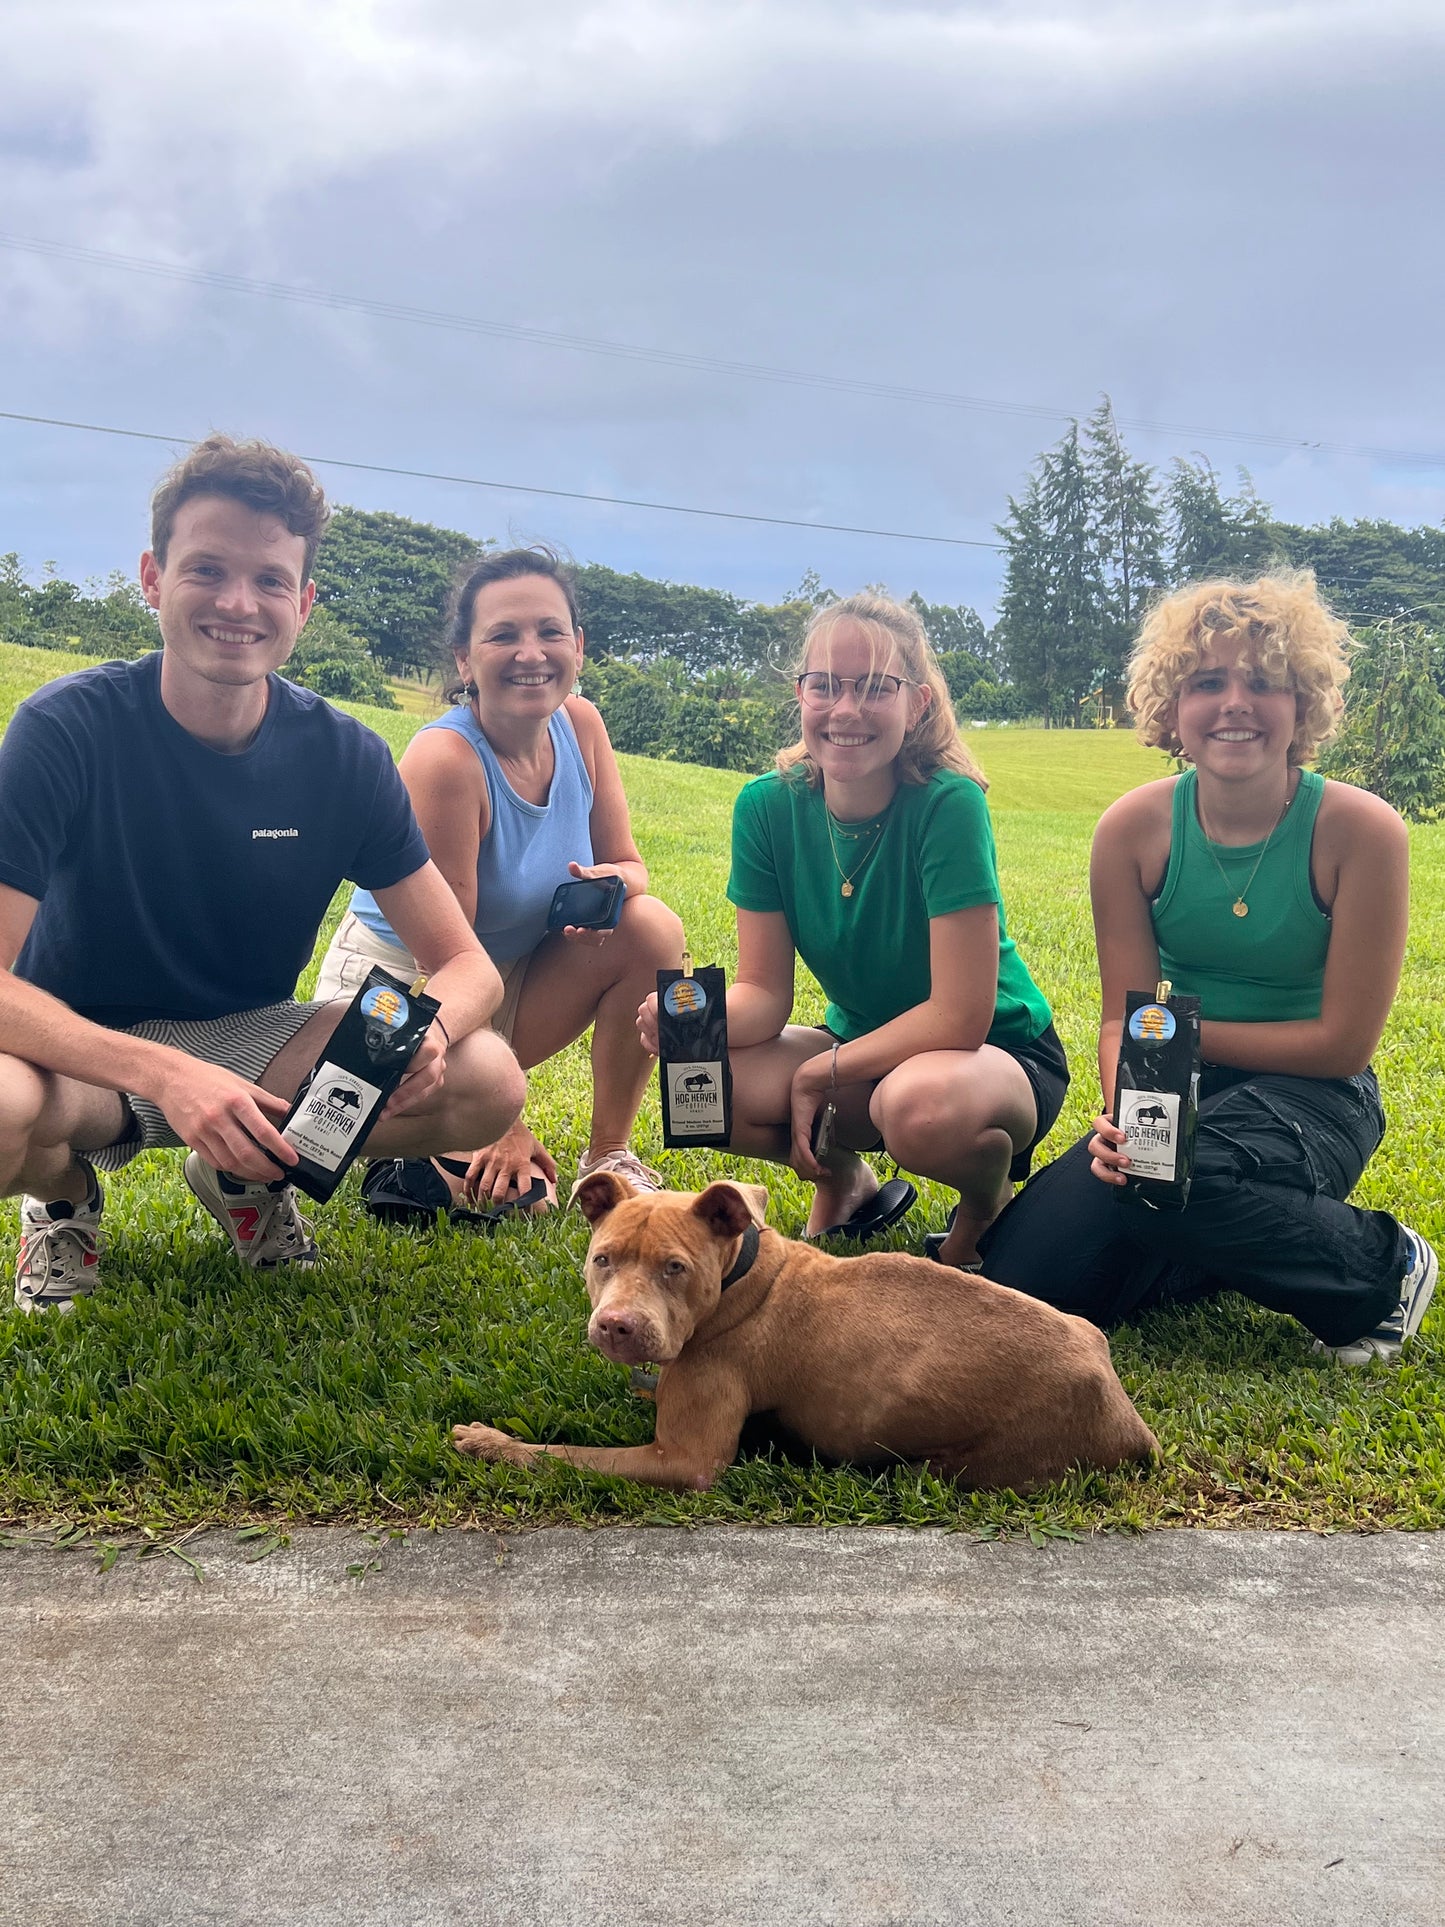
[979,573,1434,1368]
[317,548,682,1214]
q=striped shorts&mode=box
[91,1000,327,1171]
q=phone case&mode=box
[545,875,626,933]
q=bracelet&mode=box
[435,1014,452,1046]
[829,1039,840,1093]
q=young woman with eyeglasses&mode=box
[639,591,1066,1259]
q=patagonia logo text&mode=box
[252,827,300,840]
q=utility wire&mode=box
[5,231,1443,471]
[0,409,1005,549]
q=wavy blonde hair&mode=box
[1127,571,1351,765]
[776,591,986,790]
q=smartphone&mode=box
[545,874,627,933]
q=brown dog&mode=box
[453,1174,1157,1492]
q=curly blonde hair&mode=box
[776,592,986,790]
[1127,571,1351,765]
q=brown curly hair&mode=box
[150,434,331,578]
[1127,571,1351,765]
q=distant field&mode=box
[1,641,1442,1538]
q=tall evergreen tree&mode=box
[1037,422,1107,722]
[1083,397,1164,686]
[1167,457,1277,582]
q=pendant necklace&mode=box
[826,807,886,899]
[1196,777,1294,918]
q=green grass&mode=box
[2,643,1443,1536]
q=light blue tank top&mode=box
[350,703,594,964]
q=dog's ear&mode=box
[575,1170,633,1224]
[691,1181,756,1242]
[734,1182,769,1228]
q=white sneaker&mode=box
[568,1146,665,1204]
[1312,1226,1438,1366]
[184,1154,318,1268]
[15,1168,103,1313]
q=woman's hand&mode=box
[789,1050,835,1179]
[636,990,660,1056]
[561,860,625,949]
[462,1120,558,1209]
[1088,1112,1131,1186]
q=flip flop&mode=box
[359,1158,552,1228]
[808,1176,917,1244]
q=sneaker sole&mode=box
[1399,1228,1439,1342]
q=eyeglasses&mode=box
[796,671,913,710]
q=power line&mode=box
[5,231,1443,471]
[0,409,1005,550]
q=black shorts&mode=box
[1005,1020,1070,1182]
[821,1019,1069,1182]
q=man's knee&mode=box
[442,1029,527,1143]
[0,1055,56,1193]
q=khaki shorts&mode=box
[314,911,530,1047]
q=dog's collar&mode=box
[720,1221,761,1291]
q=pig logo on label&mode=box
[325,1082,362,1112]
[667,1060,725,1133]
[1124,1095,1173,1146]
[1128,1004,1175,1045]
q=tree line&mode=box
[4,405,1445,809]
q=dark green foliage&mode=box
[312,508,487,678]
[1166,458,1278,582]
[581,655,790,773]
[1083,398,1165,684]
[996,426,1108,724]
[1277,520,1445,632]
[573,562,782,672]
[0,554,158,659]
[1320,623,1445,821]
[282,606,397,708]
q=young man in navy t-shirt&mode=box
[0,434,525,1310]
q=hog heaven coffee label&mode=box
[664,1059,728,1137]
[1119,1086,1182,1181]
[283,1060,386,1172]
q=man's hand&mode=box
[462,1119,557,1209]
[380,1021,447,1122]
[1088,1112,1131,1186]
[154,1058,297,1182]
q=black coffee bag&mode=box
[278,967,442,1201]
[1112,981,1201,1211]
[657,963,731,1148]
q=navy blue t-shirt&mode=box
[0,653,430,1024]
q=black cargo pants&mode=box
[977,1067,1408,1347]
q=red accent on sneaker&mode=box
[228,1206,263,1243]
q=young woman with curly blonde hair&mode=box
[979,572,1436,1363]
[640,591,1067,1260]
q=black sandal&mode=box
[359,1158,552,1228]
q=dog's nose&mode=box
[594,1308,638,1340]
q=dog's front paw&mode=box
[452,1421,522,1462]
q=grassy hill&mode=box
[1,642,1442,1538]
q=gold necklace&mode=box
[825,809,885,899]
[1196,778,1294,918]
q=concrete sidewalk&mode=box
[3,1526,1442,1926]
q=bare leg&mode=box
[0,1052,127,1203]
[728,1026,882,1236]
[258,1008,526,1161]
[869,1047,1037,1266]
[508,894,684,1156]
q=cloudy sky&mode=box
[4,0,1443,618]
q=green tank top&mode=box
[1152,767,1330,1022]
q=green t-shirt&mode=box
[727,768,1052,1048]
